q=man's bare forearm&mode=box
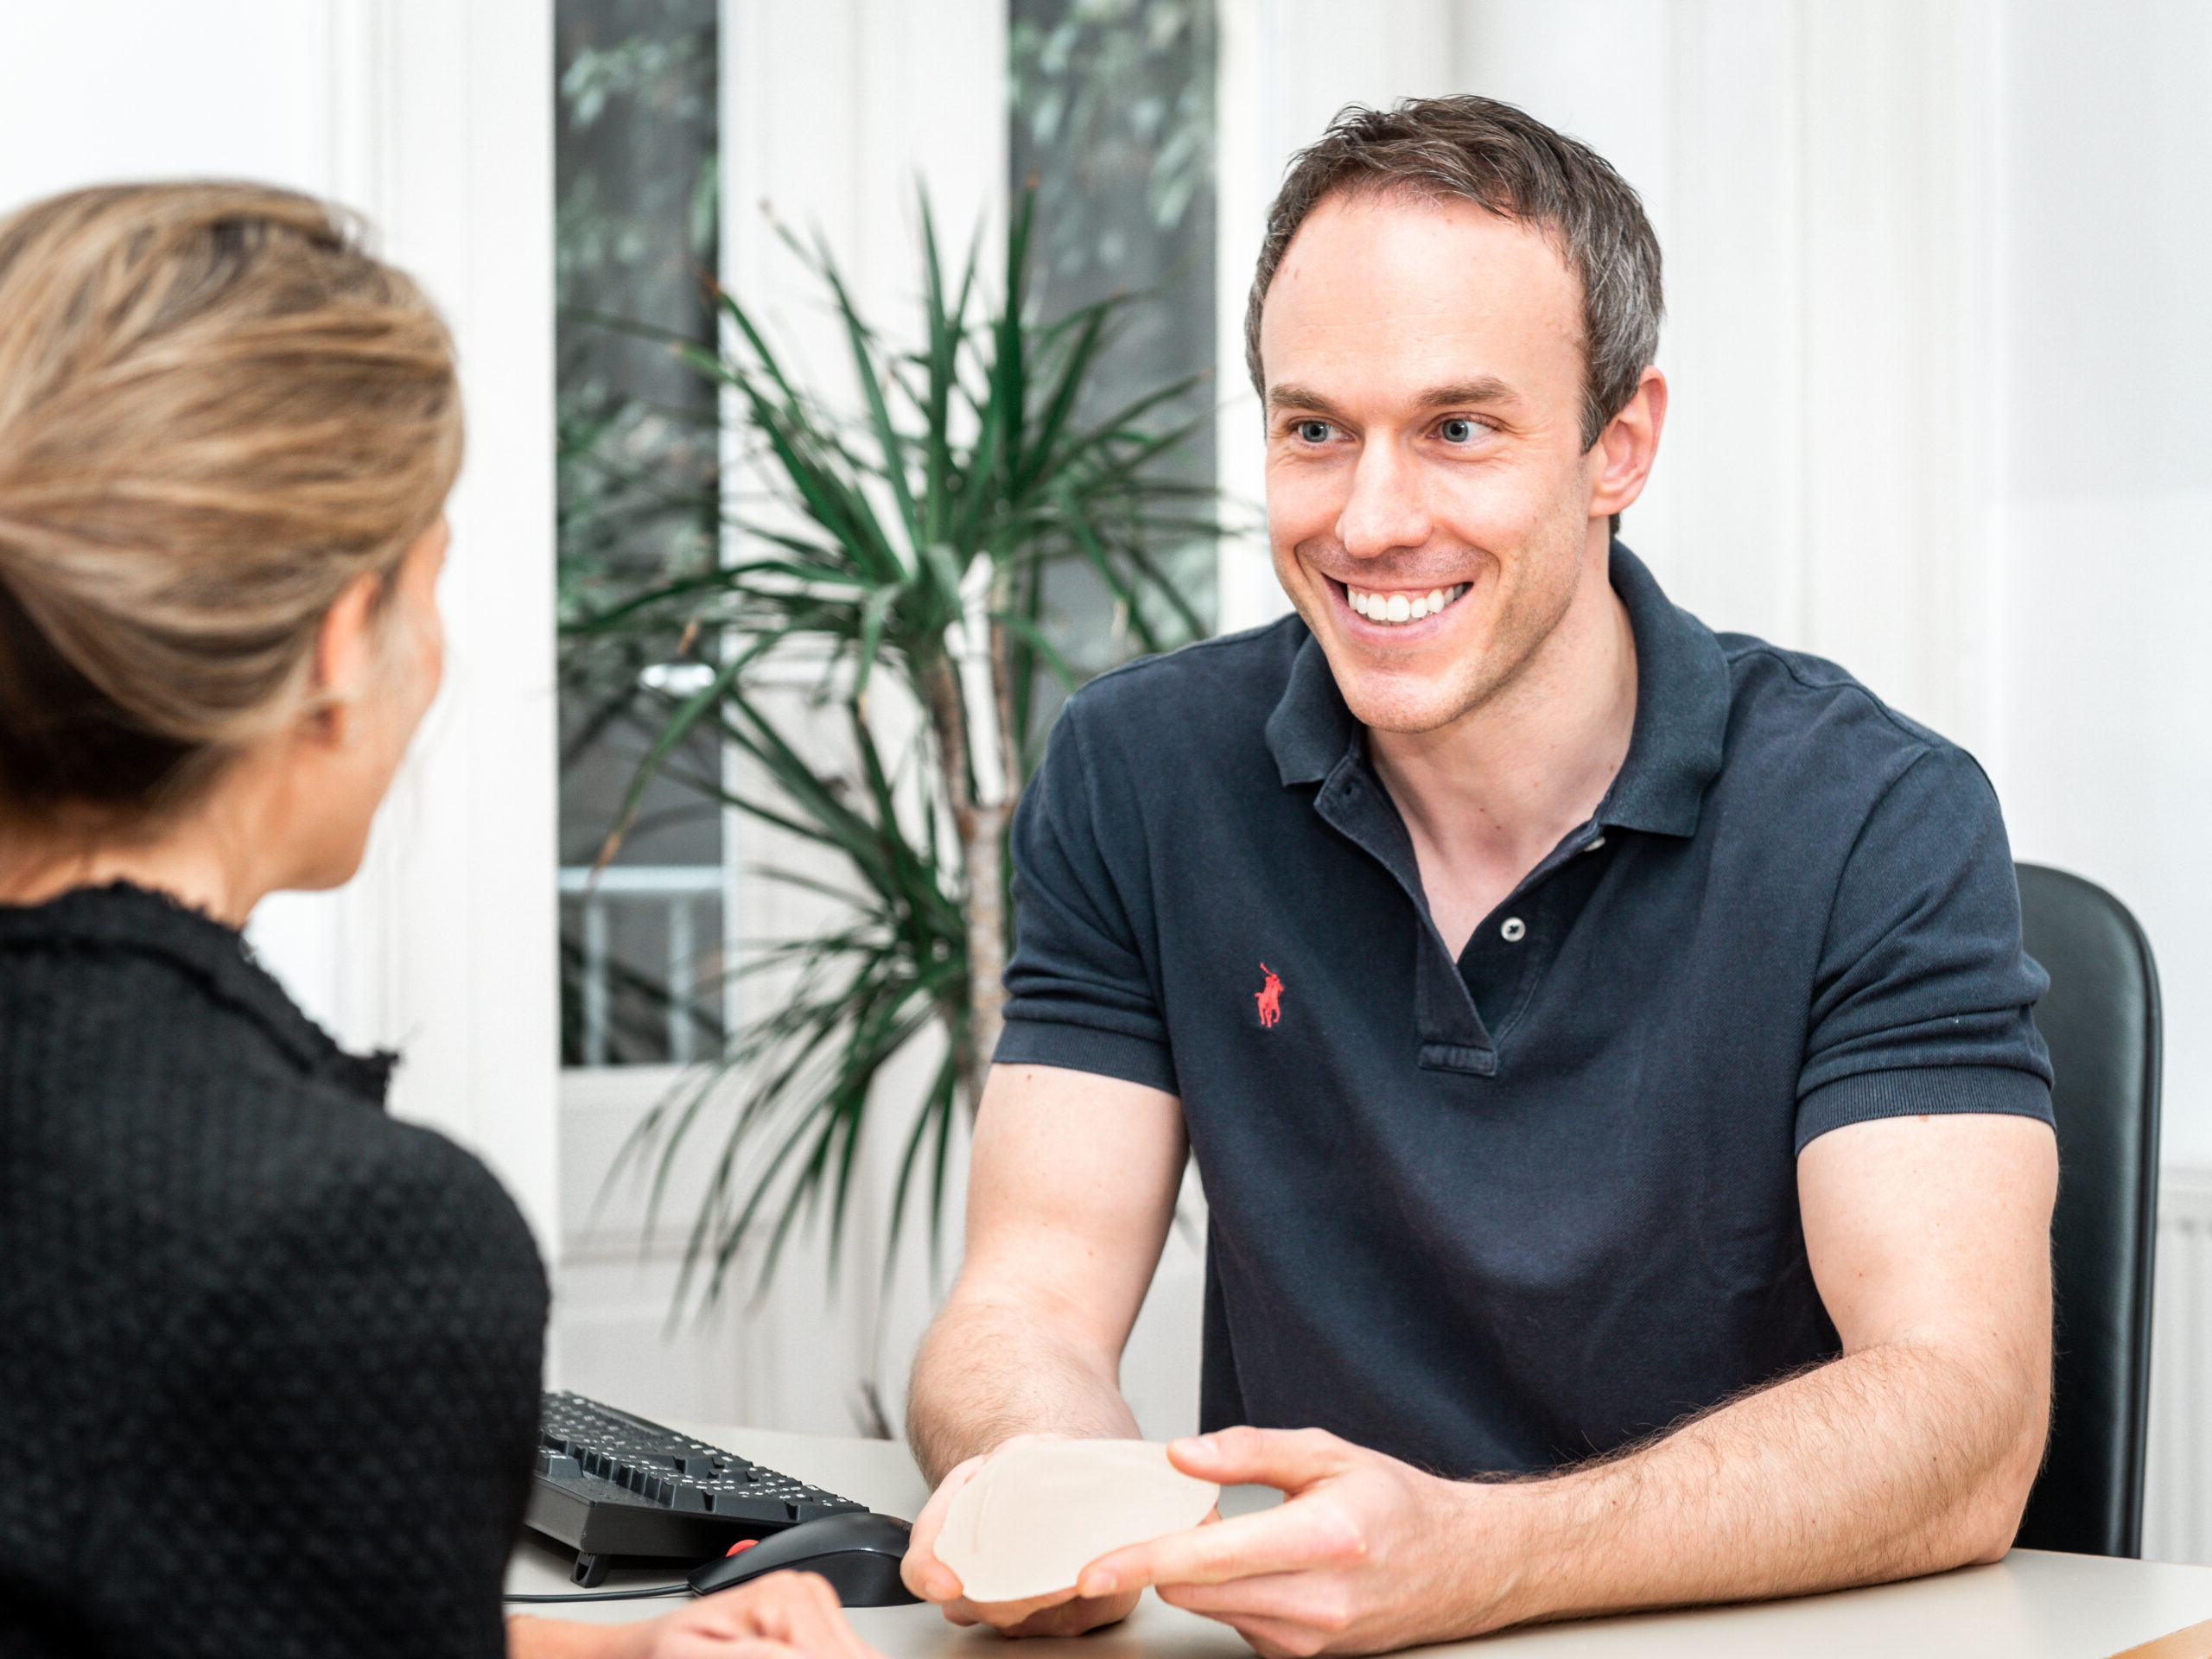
[1492,1337,2045,1628]
[907,1293,1143,1484]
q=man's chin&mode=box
[1336,672,1489,738]
[1300,628,1478,735]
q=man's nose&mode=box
[1336,437,1430,561]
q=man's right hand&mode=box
[901,1064,1190,1636]
[899,1438,1143,1637]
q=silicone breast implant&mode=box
[936,1440,1220,1605]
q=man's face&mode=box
[1259,190,1611,736]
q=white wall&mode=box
[1983,0,2212,1166]
[0,1,562,1246]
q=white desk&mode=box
[506,1426,2212,1657]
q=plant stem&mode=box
[918,651,1003,1114]
[962,797,1008,1111]
[972,608,1020,1096]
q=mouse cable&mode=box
[505,1585,693,1603]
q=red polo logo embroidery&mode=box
[1255,963,1283,1028]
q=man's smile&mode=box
[1328,576,1473,630]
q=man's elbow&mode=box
[1950,1376,2050,1567]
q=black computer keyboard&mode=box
[527,1391,868,1586]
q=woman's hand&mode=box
[510,1571,889,1659]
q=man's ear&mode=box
[306,570,384,748]
[1590,366,1668,521]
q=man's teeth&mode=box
[1348,583,1469,624]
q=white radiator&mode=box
[2144,1168,2212,1563]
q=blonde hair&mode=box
[0,181,462,817]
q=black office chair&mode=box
[2011,862,2161,1557]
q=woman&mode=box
[0,182,880,1659]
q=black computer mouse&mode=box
[686,1510,921,1605]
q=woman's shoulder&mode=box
[189,1104,552,1429]
[0,881,391,1098]
[0,881,549,1342]
[4,1042,549,1351]
[257,1099,549,1301]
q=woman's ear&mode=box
[307,570,385,748]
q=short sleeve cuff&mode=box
[1796,1064,2055,1154]
[993,1017,1179,1096]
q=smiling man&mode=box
[902,97,2058,1654]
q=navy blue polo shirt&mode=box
[995,543,2053,1478]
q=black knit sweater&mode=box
[0,883,549,1656]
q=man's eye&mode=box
[1295,420,1332,444]
[1439,417,1480,443]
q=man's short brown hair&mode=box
[1247,95,1664,452]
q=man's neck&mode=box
[1365,545,1638,959]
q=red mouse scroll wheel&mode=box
[725,1539,760,1558]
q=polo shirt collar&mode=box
[1263,627,1357,787]
[1599,543,1730,837]
[1262,541,1731,839]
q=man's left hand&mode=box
[1073,1426,1511,1658]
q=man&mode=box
[901,96,2057,1655]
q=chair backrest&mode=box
[2012,862,2161,1557]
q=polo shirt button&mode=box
[1501,917,1526,943]
[1586,836,1606,852]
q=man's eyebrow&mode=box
[1418,378,1519,409]
[1264,377,1524,416]
[1265,383,1346,417]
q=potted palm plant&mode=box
[567,196,1214,1301]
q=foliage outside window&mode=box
[555,0,725,1067]
[1012,0,1219,708]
